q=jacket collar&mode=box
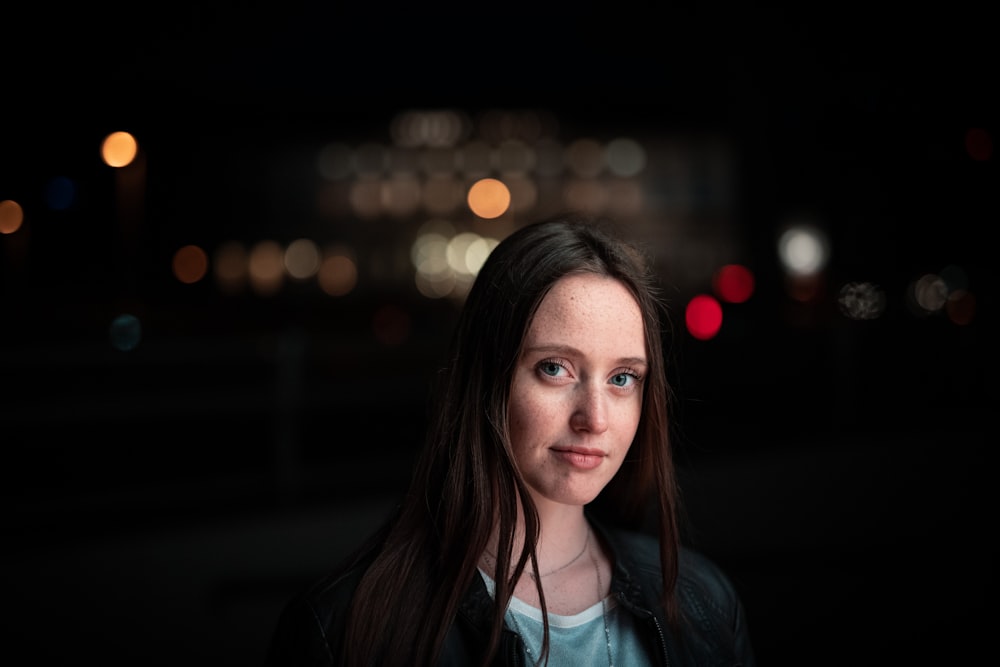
[456,512,662,626]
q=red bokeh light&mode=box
[713,264,755,303]
[685,294,723,340]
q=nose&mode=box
[570,382,609,434]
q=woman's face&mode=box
[509,273,646,509]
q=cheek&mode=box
[508,386,551,451]
[508,394,534,448]
[626,401,643,430]
[616,401,643,443]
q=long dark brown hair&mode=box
[341,213,682,665]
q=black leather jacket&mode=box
[265,517,755,666]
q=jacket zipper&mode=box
[652,614,670,667]
[617,588,671,667]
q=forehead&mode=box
[526,273,645,344]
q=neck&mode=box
[534,500,590,557]
[488,498,590,574]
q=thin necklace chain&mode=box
[484,528,590,579]
[590,536,614,667]
[500,527,613,667]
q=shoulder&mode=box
[595,523,665,607]
[264,557,369,667]
[600,522,742,612]
[597,523,755,664]
[675,547,756,665]
[599,522,661,568]
[594,521,743,608]
[675,546,744,620]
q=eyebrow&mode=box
[523,344,647,367]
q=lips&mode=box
[551,446,606,470]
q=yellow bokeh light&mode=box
[467,178,511,219]
[249,240,285,296]
[101,131,139,168]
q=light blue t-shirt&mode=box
[478,569,653,667]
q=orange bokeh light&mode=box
[467,178,511,219]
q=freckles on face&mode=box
[508,273,647,508]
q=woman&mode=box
[265,214,755,666]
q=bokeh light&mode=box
[173,245,209,284]
[349,180,382,218]
[685,294,723,340]
[411,228,451,278]
[109,313,142,351]
[946,289,976,325]
[284,238,321,280]
[409,220,499,300]
[837,282,885,320]
[912,273,949,313]
[778,224,829,277]
[605,137,646,177]
[464,236,499,275]
[248,240,285,296]
[0,199,24,234]
[390,109,469,148]
[467,178,511,219]
[101,131,139,168]
[904,267,976,325]
[713,264,755,303]
[318,249,358,297]
[214,241,249,293]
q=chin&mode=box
[548,489,604,508]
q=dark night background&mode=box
[2,4,995,666]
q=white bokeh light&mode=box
[778,224,829,276]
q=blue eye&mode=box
[539,361,565,377]
[610,372,640,388]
